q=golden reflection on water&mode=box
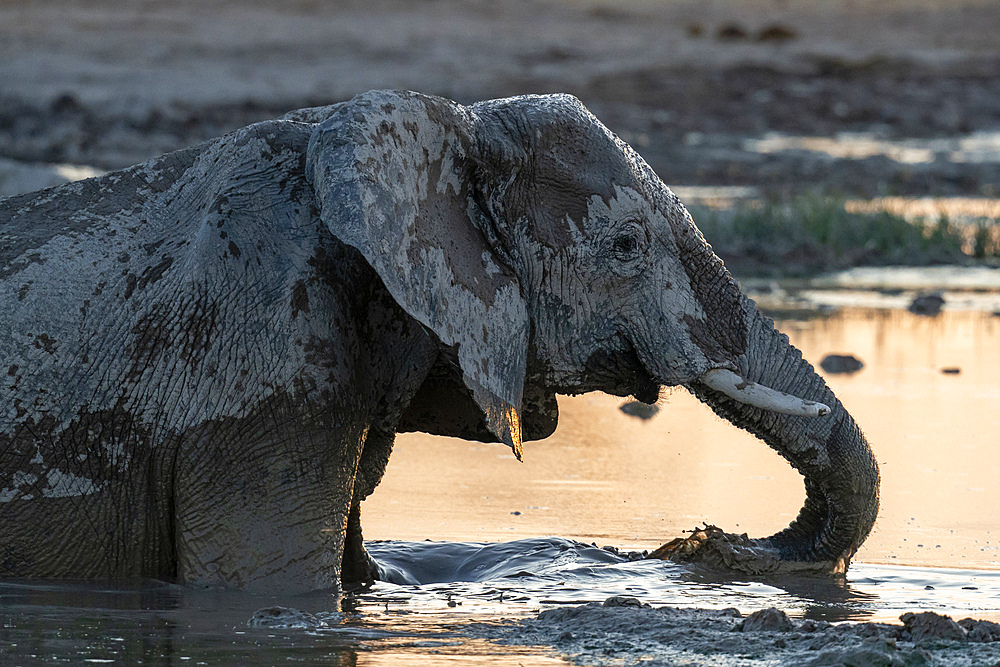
[365,308,1000,570]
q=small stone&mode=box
[909,293,945,316]
[820,354,864,374]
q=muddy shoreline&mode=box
[2,0,1000,198]
[472,598,1000,666]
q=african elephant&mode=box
[0,90,878,592]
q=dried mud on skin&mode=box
[472,599,1000,667]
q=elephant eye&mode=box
[609,223,645,263]
[612,234,638,258]
[605,219,649,277]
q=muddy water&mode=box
[366,306,1000,613]
[4,306,1000,664]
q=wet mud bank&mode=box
[473,598,1000,666]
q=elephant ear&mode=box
[305,90,530,459]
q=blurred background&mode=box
[3,0,999,569]
[2,0,999,272]
[3,0,999,264]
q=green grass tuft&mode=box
[690,194,1000,277]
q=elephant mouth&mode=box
[581,342,661,405]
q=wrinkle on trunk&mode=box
[688,302,880,567]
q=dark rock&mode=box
[821,353,865,374]
[619,400,660,419]
[757,24,798,42]
[740,607,793,632]
[50,93,82,114]
[900,611,967,643]
[685,23,704,38]
[716,24,749,40]
[909,293,945,316]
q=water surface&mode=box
[373,307,1000,572]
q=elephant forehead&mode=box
[581,185,649,235]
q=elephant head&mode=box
[305,90,879,571]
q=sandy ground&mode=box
[2,0,1000,196]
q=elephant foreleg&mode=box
[341,498,380,586]
[340,426,395,586]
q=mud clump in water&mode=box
[901,611,968,643]
[647,525,844,575]
[739,607,794,632]
[247,606,327,629]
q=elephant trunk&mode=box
[687,303,880,568]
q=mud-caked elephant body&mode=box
[1,124,428,589]
[0,90,877,591]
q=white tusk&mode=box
[699,368,831,418]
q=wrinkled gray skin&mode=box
[0,90,878,593]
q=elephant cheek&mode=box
[682,313,747,366]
